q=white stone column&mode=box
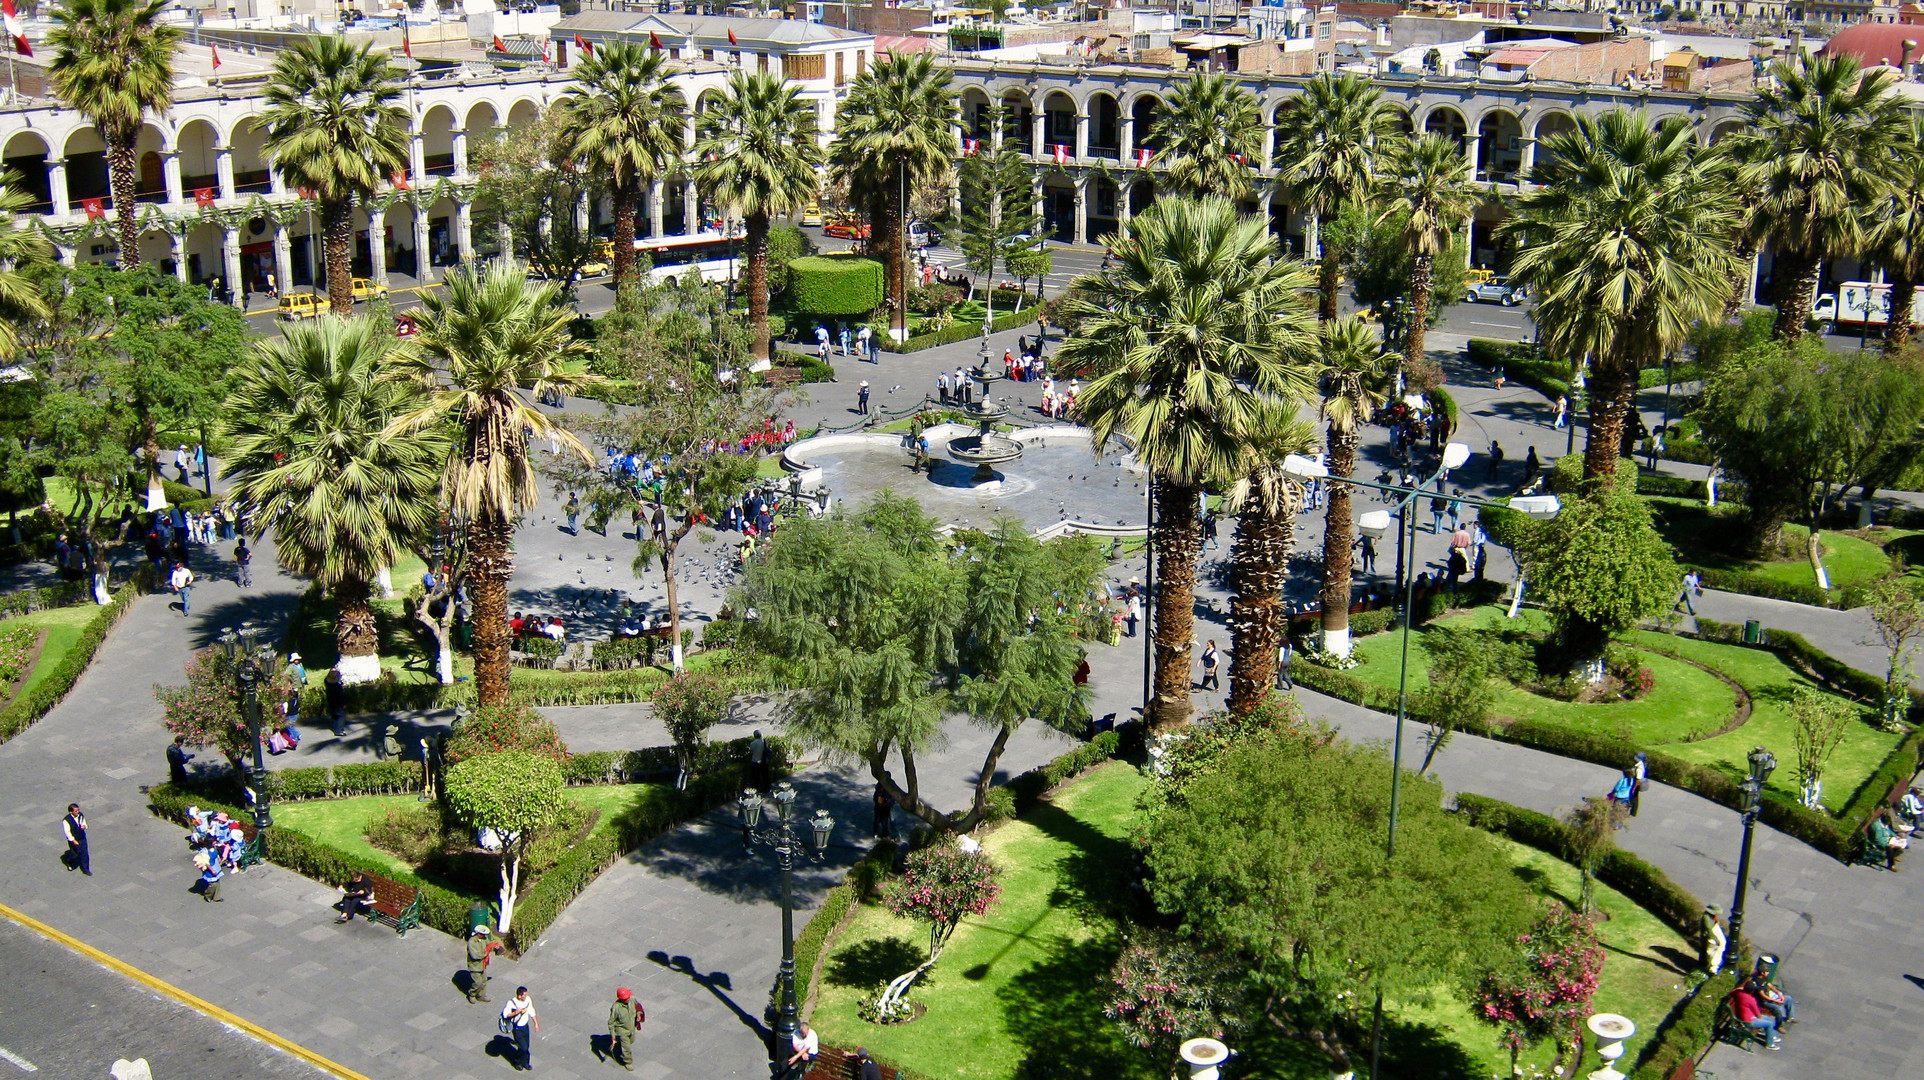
[1465,134,1483,181]
[162,151,183,207]
[1519,137,1536,180]
[1746,249,1761,307]
[649,180,665,238]
[1118,184,1132,240]
[269,166,286,196]
[575,190,590,233]
[55,243,76,266]
[1032,111,1045,158]
[451,129,469,177]
[215,147,236,202]
[222,226,244,308]
[48,158,69,218]
[1075,112,1089,162]
[413,207,433,282]
[410,133,427,186]
[1031,174,1044,230]
[455,200,473,263]
[368,211,388,286]
[1120,117,1134,162]
[684,180,699,233]
[1073,176,1088,245]
[171,233,188,281]
[273,224,293,293]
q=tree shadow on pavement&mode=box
[647,949,772,1044]
[630,769,872,904]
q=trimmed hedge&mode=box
[1465,338,1571,401]
[1635,474,1708,500]
[0,574,148,745]
[289,656,767,717]
[0,579,92,619]
[881,300,1042,353]
[1692,567,1840,609]
[1003,728,1123,813]
[788,256,884,316]
[1630,972,1738,1080]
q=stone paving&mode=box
[0,321,1918,1079]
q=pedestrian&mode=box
[1445,546,1467,590]
[785,1020,819,1079]
[196,842,223,901]
[1355,533,1377,574]
[1608,770,1635,822]
[607,987,643,1071]
[814,323,829,357]
[1486,440,1504,482]
[501,987,537,1070]
[857,323,873,362]
[1276,636,1294,690]
[61,803,90,875]
[565,491,581,535]
[1124,590,1141,638]
[325,668,347,737]
[838,323,851,357]
[174,444,190,482]
[857,381,870,415]
[1629,751,1648,817]
[1199,640,1220,691]
[872,782,895,840]
[749,730,770,791]
[1202,509,1219,552]
[466,924,503,1002]
[167,735,196,784]
[868,328,881,363]
[1522,445,1540,480]
[1674,568,1702,614]
[287,652,308,688]
[937,372,950,405]
[170,561,195,616]
[1473,543,1488,583]
[954,368,969,405]
[1553,394,1568,429]
[650,503,667,545]
[1493,361,1506,390]
[1429,493,1447,534]
[1447,489,1463,531]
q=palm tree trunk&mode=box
[1724,241,1756,318]
[1151,474,1200,729]
[1228,499,1292,715]
[1405,253,1433,365]
[1318,253,1341,323]
[322,198,355,316]
[469,512,516,707]
[743,210,771,360]
[1581,361,1640,492]
[611,183,639,293]
[877,165,907,340]
[334,576,382,685]
[1319,429,1358,657]
[1885,276,1917,355]
[107,137,142,269]
[1770,248,1821,341]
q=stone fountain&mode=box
[945,364,1024,484]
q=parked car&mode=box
[1465,277,1525,306]
[824,215,870,239]
[349,277,388,302]
[276,293,324,320]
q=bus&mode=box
[595,232,738,286]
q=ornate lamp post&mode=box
[219,624,273,830]
[738,782,834,1075]
[1725,745,1777,968]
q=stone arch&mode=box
[1042,89,1077,155]
[1533,110,1577,146]
[1128,177,1155,217]
[694,89,726,115]
[61,126,110,207]
[1475,109,1523,182]
[136,226,175,273]
[1088,175,1121,238]
[1131,94,1162,153]
[228,116,273,194]
[1708,118,1747,145]
[420,104,458,178]
[1422,105,1467,152]
[1041,170,1075,240]
[2,131,52,213]
[1386,104,1416,138]
[961,86,993,140]
[506,97,541,129]
[176,118,221,200]
[1087,92,1120,159]
[466,101,502,139]
[999,88,1033,150]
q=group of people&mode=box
[1001,341,1047,384]
[510,612,569,643]
[814,320,879,364]
[1865,787,1922,871]
[182,806,249,902]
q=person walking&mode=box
[1629,751,1648,817]
[1124,591,1141,638]
[857,381,871,415]
[1429,493,1447,534]
[857,323,873,363]
[1553,394,1568,429]
[61,803,90,875]
[501,987,537,1070]
[167,736,196,784]
[325,668,348,738]
[169,561,195,616]
[1199,640,1220,691]
[1485,440,1504,482]
[1674,569,1702,615]
[838,323,852,357]
[1276,637,1294,690]
[565,492,581,535]
[607,987,642,1071]
[748,730,770,792]
[466,925,503,1003]
[872,782,895,840]
[1355,534,1377,575]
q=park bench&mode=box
[804,1047,899,1080]
[1711,994,1773,1052]
[361,871,423,936]
[229,819,265,872]
[764,367,804,387]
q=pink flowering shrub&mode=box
[1474,901,1606,1071]
[156,648,299,763]
[1105,929,1248,1065]
[884,839,1001,961]
[0,625,36,687]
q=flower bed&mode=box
[0,574,148,745]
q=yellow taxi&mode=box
[276,293,324,320]
[350,277,389,302]
[800,202,824,226]
[1465,266,1497,286]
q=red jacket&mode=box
[1730,989,1766,1023]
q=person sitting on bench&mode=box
[1728,985,1781,1050]
[338,871,375,924]
[1745,956,1794,1029]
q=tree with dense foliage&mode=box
[1380,134,1478,366]
[954,114,1041,328]
[1274,73,1405,321]
[156,647,300,771]
[651,672,733,789]
[556,44,686,293]
[1414,619,1531,771]
[1473,902,1606,1075]
[736,496,1097,831]
[260,38,410,315]
[222,317,449,682]
[1223,406,1320,713]
[830,53,957,340]
[1106,928,1252,1074]
[47,0,178,269]
[1514,486,1676,663]
[1340,203,1469,336]
[0,177,51,358]
[386,264,598,707]
[1148,72,1263,200]
[1736,53,1907,340]
[1058,197,1318,724]
[1504,111,1737,489]
[469,110,608,296]
[440,704,570,767]
[692,70,824,359]
[443,751,566,934]
[1869,118,1924,353]
[1867,576,1924,731]
[871,839,1001,1020]
[1314,317,1396,658]
[1140,732,1534,1075]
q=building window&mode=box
[786,53,826,80]
[704,48,714,61]
[856,49,866,75]
[835,52,845,86]
[759,52,769,73]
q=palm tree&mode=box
[830,53,956,342]
[555,44,686,294]
[1504,112,1738,489]
[387,264,599,706]
[1314,317,1395,659]
[1057,197,1318,728]
[1148,71,1263,200]
[260,38,409,316]
[223,317,449,683]
[693,70,823,361]
[1223,406,1321,715]
[1274,73,1405,322]
[1381,134,1477,370]
[0,176,52,358]
[1738,53,1907,340]
[1870,118,1924,353]
[47,0,177,270]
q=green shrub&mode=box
[1630,973,1738,1080]
[1464,338,1571,400]
[262,761,421,801]
[1635,474,1708,500]
[366,802,447,864]
[0,580,92,619]
[1692,567,1837,608]
[787,256,884,315]
[881,301,1042,353]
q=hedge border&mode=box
[880,299,1042,353]
[0,573,149,745]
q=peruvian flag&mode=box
[961,137,980,156]
[2,0,29,58]
[82,197,105,220]
[391,171,410,191]
[1052,144,1069,164]
[649,31,663,50]
[492,34,507,53]
[1134,146,1153,167]
[727,28,738,45]
[296,185,315,200]
[402,28,412,59]
[210,44,221,69]
[541,39,552,64]
[193,187,217,208]
[575,33,592,55]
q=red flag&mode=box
[1052,144,1069,165]
[575,33,591,55]
[390,171,410,191]
[492,34,507,53]
[3,0,30,58]
[1134,147,1153,168]
[649,31,662,50]
[541,39,552,64]
[210,44,221,69]
[402,28,412,59]
[727,28,737,46]
[296,185,315,200]
[82,197,105,220]
[961,137,979,156]
[193,187,217,208]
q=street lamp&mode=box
[738,782,834,1074]
[219,624,274,830]
[1725,745,1777,969]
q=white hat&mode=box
[860,380,869,387]
[288,652,301,661]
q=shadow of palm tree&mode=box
[827,936,925,991]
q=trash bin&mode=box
[1743,619,1763,645]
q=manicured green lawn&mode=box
[0,605,102,698]
[1647,500,1892,590]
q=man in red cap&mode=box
[607,986,642,1070]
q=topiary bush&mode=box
[788,255,884,316]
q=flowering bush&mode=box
[0,626,36,687]
[441,704,570,766]
[1105,928,1249,1063]
[884,839,1001,961]
[1473,902,1606,1072]
[156,648,300,763]
[651,672,731,774]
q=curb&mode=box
[0,900,371,1080]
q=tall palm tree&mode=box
[1382,133,1477,369]
[830,53,956,341]
[223,317,449,683]
[0,176,52,358]
[260,38,409,316]
[1223,406,1321,715]
[1315,317,1395,659]
[1737,53,1907,340]
[387,264,599,706]
[692,70,823,361]
[1504,112,1738,489]
[47,0,178,269]
[1870,118,1924,354]
[1274,72,1405,321]
[1057,197,1318,728]
[555,45,686,294]
[1148,71,1263,200]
